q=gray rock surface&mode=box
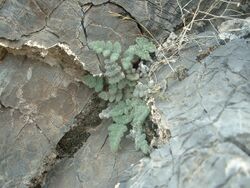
[44,122,143,188]
[0,0,222,74]
[0,1,147,187]
[0,0,249,188]
[0,0,142,75]
[0,53,93,188]
[0,0,149,187]
[117,39,250,188]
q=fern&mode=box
[131,99,150,127]
[83,37,156,153]
[82,75,103,92]
[89,41,106,54]
[108,123,128,152]
[133,82,149,98]
[113,114,133,124]
[135,133,150,154]
[134,37,156,60]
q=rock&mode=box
[43,123,143,188]
[0,0,225,74]
[0,53,93,188]
[0,1,148,187]
[84,3,140,48]
[0,0,249,188]
[0,0,142,75]
[218,17,250,40]
[111,0,221,41]
[0,1,145,186]
[117,38,250,188]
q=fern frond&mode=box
[109,84,118,94]
[113,113,133,124]
[102,41,113,57]
[134,46,151,61]
[113,41,122,54]
[89,41,106,54]
[131,100,150,127]
[109,101,132,117]
[126,73,140,81]
[117,79,128,89]
[85,37,157,153]
[98,91,109,101]
[110,53,120,62]
[133,82,149,98]
[108,73,125,84]
[115,90,123,102]
[105,65,122,77]
[95,77,104,92]
[134,37,156,61]
[122,56,133,70]
[123,87,134,99]
[134,133,150,154]
[82,74,96,88]
[108,123,128,152]
[82,75,103,92]
[99,105,113,119]
[135,37,156,53]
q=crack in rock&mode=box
[28,94,106,188]
[56,94,106,158]
[225,137,250,157]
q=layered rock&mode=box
[117,38,250,188]
[0,0,249,188]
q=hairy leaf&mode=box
[113,113,133,124]
[110,101,132,117]
[95,77,104,92]
[135,133,150,154]
[110,53,120,62]
[98,91,109,101]
[108,123,128,152]
[132,100,150,127]
[89,41,106,53]
[126,73,140,81]
[109,84,118,94]
[136,37,156,53]
[113,41,122,54]
[115,91,123,102]
[102,41,113,57]
[82,74,104,92]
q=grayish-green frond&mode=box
[84,37,157,153]
[131,99,150,127]
[98,91,109,101]
[113,113,133,124]
[89,41,106,54]
[102,41,113,57]
[133,82,149,98]
[135,133,150,154]
[82,74,104,92]
[108,123,128,152]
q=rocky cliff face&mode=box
[118,38,250,188]
[0,0,249,188]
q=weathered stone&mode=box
[44,123,143,188]
[0,1,248,188]
[0,53,93,188]
[0,0,144,75]
[0,0,227,75]
[117,39,250,188]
